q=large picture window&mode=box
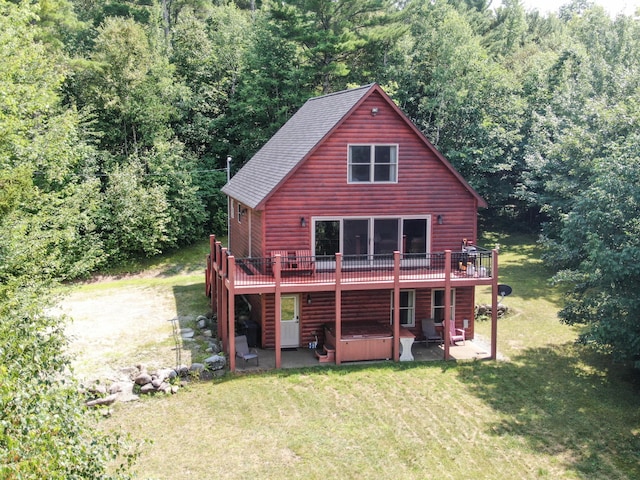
[348,145,397,183]
[314,216,430,265]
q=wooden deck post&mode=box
[491,249,499,360]
[335,253,342,365]
[393,251,401,362]
[444,250,452,361]
[228,255,236,372]
[215,241,223,341]
[220,248,228,357]
[274,254,282,369]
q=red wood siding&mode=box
[251,286,476,349]
[262,90,478,254]
[228,207,264,258]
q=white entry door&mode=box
[280,295,300,348]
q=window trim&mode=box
[313,216,431,257]
[391,289,416,327]
[347,144,398,184]
[237,203,246,224]
[431,288,455,323]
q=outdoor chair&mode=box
[421,318,442,346]
[235,335,259,366]
[448,320,466,345]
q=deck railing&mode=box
[212,247,494,287]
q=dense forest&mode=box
[2,0,640,476]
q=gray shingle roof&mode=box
[222,84,374,209]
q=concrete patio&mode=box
[232,336,498,372]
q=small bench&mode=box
[270,250,315,275]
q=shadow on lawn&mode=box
[457,345,640,478]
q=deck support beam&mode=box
[490,249,499,360]
[444,250,452,361]
[335,253,342,365]
[274,254,282,369]
[228,255,236,372]
[392,251,401,362]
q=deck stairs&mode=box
[315,344,335,363]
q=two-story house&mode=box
[206,84,499,371]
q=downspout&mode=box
[248,209,252,257]
[226,156,232,247]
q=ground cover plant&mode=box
[93,234,640,479]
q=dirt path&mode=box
[58,277,199,382]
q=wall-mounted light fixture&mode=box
[300,217,307,227]
[306,294,312,305]
[437,214,444,225]
[371,107,379,116]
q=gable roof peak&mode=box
[222,83,487,210]
[222,84,376,209]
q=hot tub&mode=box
[324,322,393,362]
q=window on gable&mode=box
[348,145,397,183]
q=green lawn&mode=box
[101,234,640,479]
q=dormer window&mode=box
[348,145,398,183]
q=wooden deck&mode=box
[209,247,495,294]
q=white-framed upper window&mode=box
[391,289,416,327]
[432,289,455,323]
[348,144,398,183]
[237,203,246,223]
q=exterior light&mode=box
[437,214,444,225]
[300,217,307,227]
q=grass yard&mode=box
[99,233,640,479]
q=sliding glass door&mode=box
[314,216,431,268]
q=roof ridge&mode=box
[306,83,376,102]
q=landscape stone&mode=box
[204,355,226,371]
[189,363,205,373]
[88,383,107,396]
[86,393,118,407]
[157,382,171,393]
[151,377,164,388]
[140,383,155,394]
[134,372,153,385]
[180,328,195,339]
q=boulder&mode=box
[88,383,107,396]
[134,372,153,385]
[157,382,171,394]
[140,383,155,394]
[189,363,205,373]
[197,315,208,329]
[86,393,118,407]
[151,377,164,389]
[180,328,195,339]
[204,355,226,371]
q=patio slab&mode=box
[232,336,497,372]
